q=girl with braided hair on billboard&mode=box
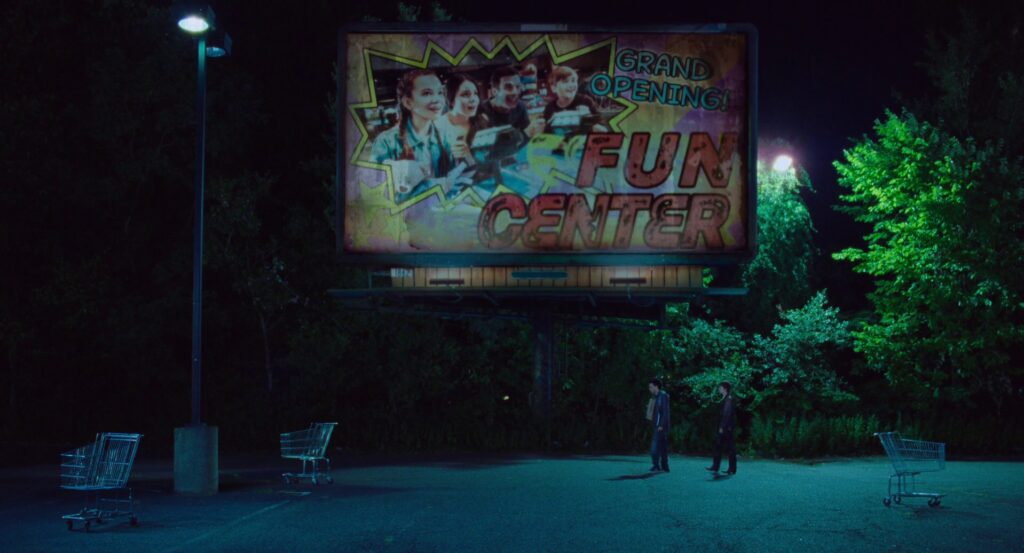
[435,73,491,169]
[369,69,471,202]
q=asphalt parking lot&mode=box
[1,452,1021,552]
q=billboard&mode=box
[338,25,757,266]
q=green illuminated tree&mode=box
[833,111,1024,410]
[736,164,816,333]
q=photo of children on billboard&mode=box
[359,51,617,205]
[343,31,752,257]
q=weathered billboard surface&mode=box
[339,26,756,265]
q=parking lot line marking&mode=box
[160,500,292,553]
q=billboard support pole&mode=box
[531,312,554,448]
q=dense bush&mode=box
[748,415,880,458]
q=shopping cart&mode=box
[280,422,337,485]
[60,432,142,531]
[875,431,945,507]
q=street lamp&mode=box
[205,29,233,58]
[772,154,794,172]
[173,0,229,495]
[177,14,211,33]
[176,2,214,33]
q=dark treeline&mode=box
[1,1,1021,460]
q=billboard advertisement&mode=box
[338,25,756,265]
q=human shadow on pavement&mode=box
[606,472,664,481]
[338,453,533,471]
[560,455,647,464]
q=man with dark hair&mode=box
[480,65,544,137]
[706,382,737,475]
[647,378,670,472]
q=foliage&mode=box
[735,164,817,333]
[833,111,1024,410]
[747,292,856,414]
[675,292,853,412]
[893,415,1024,456]
[550,326,667,450]
[748,414,880,458]
[913,8,1024,154]
[397,1,453,22]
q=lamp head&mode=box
[772,155,794,172]
[175,2,216,34]
[206,29,232,57]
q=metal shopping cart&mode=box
[60,432,142,531]
[875,431,945,507]
[280,422,337,485]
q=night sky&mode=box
[208,0,966,309]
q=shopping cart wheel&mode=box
[283,476,291,485]
[312,476,319,485]
[893,495,902,504]
[66,520,73,531]
[883,498,891,507]
[130,516,139,526]
[326,476,334,484]
[928,498,941,508]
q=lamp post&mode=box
[187,16,208,430]
[173,1,230,495]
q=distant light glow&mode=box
[177,16,210,33]
[773,155,794,172]
[502,395,510,401]
[206,46,227,58]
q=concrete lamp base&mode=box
[174,425,219,495]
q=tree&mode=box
[676,292,853,414]
[912,7,1024,156]
[206,173,295,392]
[0,0,200,438]
[747,292,855,415]
[736,163,817,332]
[703,160,817,334]
[833,110,1024,411]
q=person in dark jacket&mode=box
[648,379,671,472]
[706,382,737,475]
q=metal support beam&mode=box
[531,313,554,447]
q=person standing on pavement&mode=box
[706,382,737,475]
[648,379,670,472]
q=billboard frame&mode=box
[336,23,758,267]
